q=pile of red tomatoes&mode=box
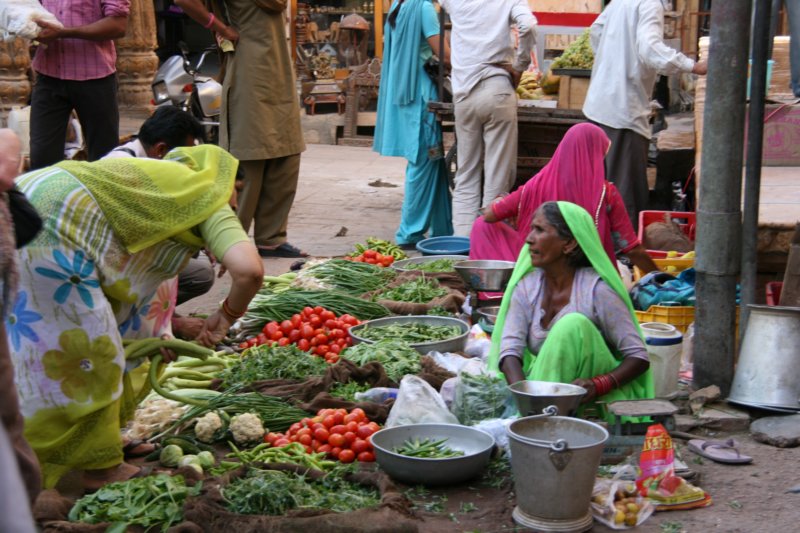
[239,306,360,364]
[343,249,395,267]
[265,408,379,463]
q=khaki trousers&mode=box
[237,155,302,247]
[0,322,42,504]
[451,75,518,236]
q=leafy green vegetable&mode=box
[410,259,457,273]
[222,467,380,515]
[68,474,201,532]
[452,372,515,425]
[328,380,371,401]
[221,344,329,387]
[373,277,448,303]
[299,259,397,294]
[341,340,421,381]
[354,323,462,344]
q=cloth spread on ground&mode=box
[362,271,466,315]
[469,123,638,266]
[487,201,653,422]
[55,144,237,253]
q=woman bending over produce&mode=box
[487,202,653,422]
[8,145,263,489]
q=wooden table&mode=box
[428,102,586,187]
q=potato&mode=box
[625,512,638,527]
[614,510,626,524]
[626,502,640,514]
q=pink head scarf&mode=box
[516,123,616,264]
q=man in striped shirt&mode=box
[29,0,130,170]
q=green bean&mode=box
[356,323,461,343]
[394,437,464,458]
[373,276,448,303]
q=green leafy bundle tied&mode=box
[221,344,329,387]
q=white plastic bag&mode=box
[472,418,512,451]
[451,367,516,425]
[0,0,62,41]
[429,350,473,374]
[463,323,492,360]
[591,465,655,529]
[385,375,459,427]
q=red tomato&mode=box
[265,322,279,335]
[351,439,370,455]
[344,413,359,425]
[330,447,342,459]
[309,315,322,327]
[332,411,346,425]
[363,249,377,259]
[297,338,310,352]
[351,408,367,422]
[316,344,329,356]
[366,422,381,434]
[324,319,338,330]
[311,422,325,431]
[301,324,315,339]
[280,320,294,334]
[318,444,332,454]
[314,427,330,442]
[269,329,284,341]
[313,306,324,315]
[298,434,312,446]
[302,306,315,317]
[326,355,339,364]
[338,449,356,463]
[256,333,268,345]
[322,415,336,428]
[289,422,302,433]
[289,329,302,342]
[265,432,279,445]
[328,433,346,447]
[277,337,291,346]
[320,309,336,321]
[297,427,312,437]
[356,425,375,439]
[329,425,346,436]
[342,315,359,326]
[345,421,359,433]
[291,314,302,328]
[328,344,341,354]
[343,431,357,444]
[357,451,375,462]
[380,257,393,267]
[274,438,290,447]
[238,342,250,349]
[314,333,328,344]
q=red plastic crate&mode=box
[766,281,783,306]
[638,210,696,257]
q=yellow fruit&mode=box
[625,513,638,527]
[614,510,626,524]
[681,251,696,259]
[626,502,640,513]
[666,251,679,258]
[665,265,677,272]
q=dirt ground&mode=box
[399,429,799,533]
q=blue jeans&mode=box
[787,0,800,96]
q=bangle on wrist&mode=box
[220,297,245,320]
[203,12,216,29]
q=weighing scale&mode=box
[601,399,679,465]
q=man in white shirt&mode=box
[583,0,706,228]
[440,0,537,236]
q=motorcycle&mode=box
[151,42,222,144]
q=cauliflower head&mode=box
[229,412,265,446]
[194,411,224,443]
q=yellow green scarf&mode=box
[57,145,238,253]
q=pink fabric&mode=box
[470,123,617,264]
[32,0,130,81]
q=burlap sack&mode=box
[643,217,694,253]
[362,271,466,315]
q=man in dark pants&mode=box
[29,0,129,169]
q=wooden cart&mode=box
[428,101,586,189]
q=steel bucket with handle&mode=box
[729,305,800,412]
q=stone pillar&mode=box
[115,0,159,114]
[0,38,32,125]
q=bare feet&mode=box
[83,462,141,491]
[172,315,206,340]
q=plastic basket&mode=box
[633,256,695,281]
[766,281,783,306]
[638,210,696,257]
[635,305,739,335]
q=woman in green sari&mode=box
[487,201,653,422]
[8,145,263,489]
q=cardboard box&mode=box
[557,75,590,110]
[754,103,800,166]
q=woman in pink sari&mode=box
[469,123,657,274]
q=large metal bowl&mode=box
[348,315,470,354]
[371,423,495,485]
[392,255,469,272]
[509,380,587,417]
[453,260,516,291]
[476,305,502,325]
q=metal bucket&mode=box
[729,305,800,412]
[507,415,609,532]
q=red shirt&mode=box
[32,0,130,81]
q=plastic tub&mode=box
[641,322,683,397]
[416,236,470,256]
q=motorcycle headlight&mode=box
[152,81,170,104]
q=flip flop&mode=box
[687,438,753,464]
[258,242,309,258]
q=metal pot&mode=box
[453,260,516,291]
[508,380,587,417]
[348,315,470,354]
[507,415,608,532]
[729,305,800,411]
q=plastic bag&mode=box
[0,0,62,41]
[635,424,706,506]
[472,418,512,451]
[430,350,474,374]
[463,323,492,360]
[385,375,459,427]
[591,465,655,529]
[451,369,516,425]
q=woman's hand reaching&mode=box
[572,378,597,403]
[195,309,234,347]
[159,333,178,363]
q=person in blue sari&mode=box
[373,0,453,247]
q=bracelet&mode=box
[590,374,615,397]
[220,297,245,320]
[203,13,216,29]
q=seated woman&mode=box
[469,123,657,275]
[487,201,654,422]
[9,144,264,490]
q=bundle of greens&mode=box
[452,372,515,425]
[220,344,329,387]
[328,380,371,401]
[341,340,421,382]
[411,258,457,273]
[373,277,448,303]
[68,475,201,532]
[296,259,397,294]
[222,467,380,515]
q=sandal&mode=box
[687,438,753,465]
[258,242,309,258]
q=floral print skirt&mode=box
[7,167,190,488]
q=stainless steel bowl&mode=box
[348,315,470,354]
[453,260,516,291]
[508,380,587,417]
[476,306,501,325]
[392,255,469,272]
[371,423,495,485]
